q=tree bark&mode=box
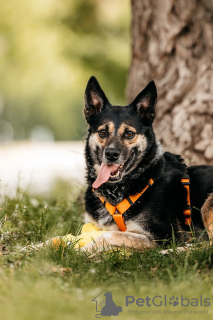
[126,0,213,165]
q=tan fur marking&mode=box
[94,164,101,175]
[118,123,147,148]
[98,121,114,135]
[118,124,136,136]
[123,134,147,154]
[97,121,114,145]
[89,132,100,149]
[201,193,213,243]
[128,133,147,149]
[89,131,108,149]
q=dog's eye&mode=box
[98,130,107,138]
[124,131,135,139]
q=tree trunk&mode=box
[126,0,213,165]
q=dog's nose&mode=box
[105,147,120,162]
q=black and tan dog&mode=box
[82,76,213,252]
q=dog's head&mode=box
[84,76,157,189]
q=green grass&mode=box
[0,185,213,319]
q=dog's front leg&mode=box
[81,231,157,254]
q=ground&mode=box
[0,185,213,320]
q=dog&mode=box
[82,76,213,253]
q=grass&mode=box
[0,184,213,319]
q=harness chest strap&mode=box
[94,178,154,232]
[94,176,192,231]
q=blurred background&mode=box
[0,0,130,195]
[1,0,212,196]
[0,0,130,142]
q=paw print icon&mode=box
[169,296,179,306]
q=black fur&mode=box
[84,76,213,243]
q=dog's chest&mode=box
[85,205,152,237]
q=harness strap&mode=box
[94,175,192,231]
[181,176,192,226]
[97,178,154,232]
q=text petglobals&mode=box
[126,295,211,307]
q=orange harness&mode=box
[94,179,154,231]
[181,176,192,226]
[94,176,191,232]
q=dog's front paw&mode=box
[81,231,156,255]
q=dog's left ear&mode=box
[84,76,110,122]
[132,81,157,125]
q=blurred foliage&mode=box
[0,0,130,141]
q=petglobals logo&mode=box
[126,295,211,308]
[92,291,122,318]
[91,292,211,318]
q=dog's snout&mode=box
[105,147,120,162]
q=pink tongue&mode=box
[92,163,120,189]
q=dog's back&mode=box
[188,165,213,234]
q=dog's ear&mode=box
[132,81,157,125]
[84,76,110,121]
